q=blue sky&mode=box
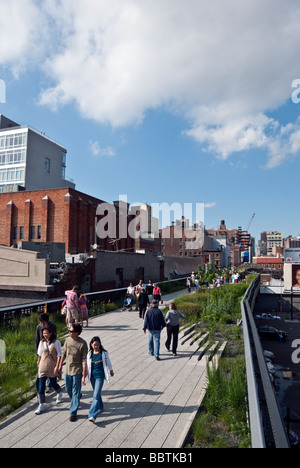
[1,0,300,243]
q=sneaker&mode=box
[155,356,160,361]
[35,404,45,415]
[88,417,96,424]
[173,353,177,356]
[56,392,63,404]
[69,415,77,422]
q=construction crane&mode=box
[246,213,255,232]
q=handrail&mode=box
[0,277,188,322]
[241,280,265,448]
[241,275,290,448]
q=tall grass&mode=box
[0,312,66,418]
[180,283,251,448]
[202,357,250,447]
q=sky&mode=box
[0,0,300,243]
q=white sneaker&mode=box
[56,392,63,404]
[88,417,96,424]
[35,404,45,415]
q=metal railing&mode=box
[241,275,290,448]
[0,277,188,325]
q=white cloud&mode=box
[264,118,300,169]
[0,0,50,77]
[89,141,116,157]
[204,202,216,209]
[2,0,300,167]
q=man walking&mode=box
[59,323,88,421]
[143,300,166,361]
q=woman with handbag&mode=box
[153,283,162,304]
[35,327,63,414]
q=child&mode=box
[84,336,114,423]
[78,291,89,327]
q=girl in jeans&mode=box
[36,327,63,414]
[85,336,114,423]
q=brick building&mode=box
[0,187,108,254]
[160,218,204,258]
[0,188,163,256]
[254,256,284,271]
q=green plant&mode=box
[0,312,67,419]
[200,357,250,447]
[181,279,252,448]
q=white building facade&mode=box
[0,115,75,192]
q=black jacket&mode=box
[143,306,166,331]
[138,292,149,307]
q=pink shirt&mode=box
[65,290,78,309]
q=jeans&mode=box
[37,376,61,404]
[65,373,82,416]
[148,330,161,357]
[89,376,105,419]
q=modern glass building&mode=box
[0,115,75,192]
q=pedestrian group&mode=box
[34,279,185,423]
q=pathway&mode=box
[0,290,222,448]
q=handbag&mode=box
[46,342,62,380]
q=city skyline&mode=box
[0,1,300,242]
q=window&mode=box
[0,168,25,183]
[61,152,66,179]
[37,226,41,240]
[19,226,24,240]
[45,158,50,173]
[30,226,35,240]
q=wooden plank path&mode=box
[0,291,224,449]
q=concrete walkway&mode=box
[0,290,221,449]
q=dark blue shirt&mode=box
[91,352,104,379]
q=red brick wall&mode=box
[0,188,161,255]
[0,188,104,254]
